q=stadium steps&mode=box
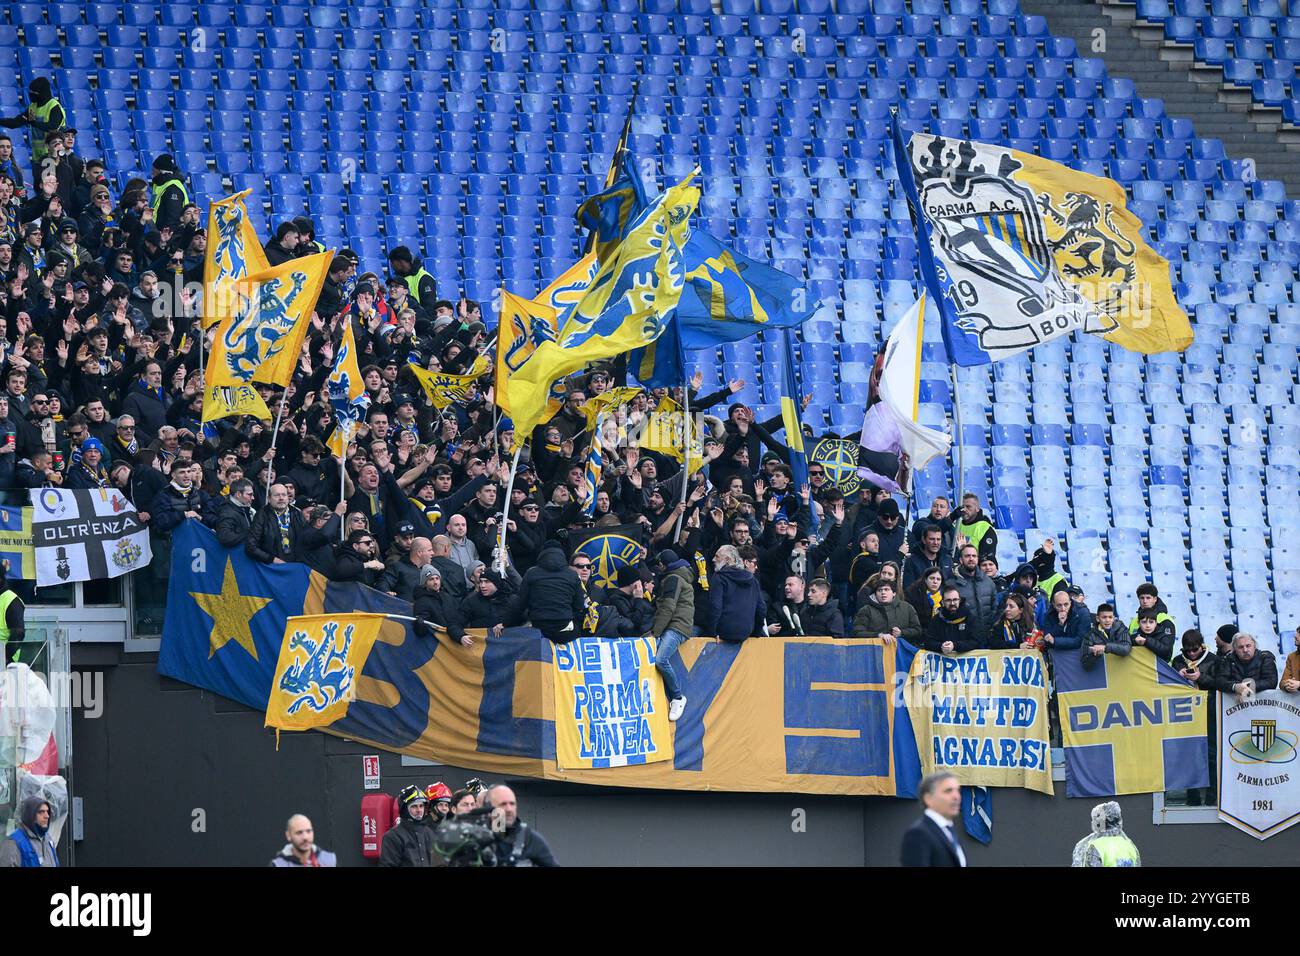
[1021,0,1300,196]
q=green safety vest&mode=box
[1040,571,1066,596]
[1090,834,1140,867]
[403,267,433,305]
[151,178,189,217]
[0,589,17,647]
[958,517,992,552]
[29,96,64,165]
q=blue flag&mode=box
[961,785,993,845]
[779,329,809,491]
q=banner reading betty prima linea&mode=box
[31,488,152,586]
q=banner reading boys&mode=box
[906,649,1054,794]
[553,635,672,770]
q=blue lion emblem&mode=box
[278,621,356,715]
[212,204,247,283]
[326,341,370,433]
[223,271,310,382]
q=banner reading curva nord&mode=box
[905,649,1054,795]
[1218,691,1300,840]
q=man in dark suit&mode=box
[900,771,967,867]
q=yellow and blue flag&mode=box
[201,383,272,423]
[266,613,392,733]
[640,396,705,474]
[0,505,34,580]
[494,290,557,417]
[508,175,699,438]
[326,317,369,458]
[1055,645,1209,797]
[891,117,1193,366]
[203,190,270,330]
[779,329,808,489]
[408,354,491,410]
[580,428,603,518]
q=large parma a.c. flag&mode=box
[1054,646,1209,798]
[30,488,151,586]
[891,118,1192,366]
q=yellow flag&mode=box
[495,290,557,417]
[579,386,644,432]
[408,354,491,410]
[201,383,271,423]
[325,317,369,458]
[203,190,270,330]
[640,396,705,473]
[508,177,699,438]
[538,251,599,316]
[265,613,391,732]
[207,251,331,391]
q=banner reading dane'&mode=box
[1055,647,1209,798]
[159,520,923,797]
[553,636,672,770]
[1218,692,1300,840]
[905,649,1053,795]
[31,488,151,586]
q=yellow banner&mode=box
[495,290,557,417]
[905,649,1054,795]
[1008,150,1192,355]
[640,396,705,473]
[408,354,490,410]
[507,179,699,438]
[265,613,392,732]
[325,318,368,458]
[201,383,271,423]
[552,636,673,770]
[203,190,270,330]
[206,252,331,391]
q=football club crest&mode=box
[810,439,862,496]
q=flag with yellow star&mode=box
[158,520,316,708]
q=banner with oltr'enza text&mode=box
[906,649,1054,795]
[553,636,673,770]
[1218,691,1300,840]
[31,488,151,586]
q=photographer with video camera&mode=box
[486,785,558,867]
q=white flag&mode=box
[878,293,952,475]
[31,488,152,586]
[1218,691,1300,840]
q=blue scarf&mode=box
[136,379,164,402]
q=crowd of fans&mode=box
[1,78,1295,731]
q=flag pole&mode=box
[263,385,289,505]
[672,384,690,544]
[949,363,965,510]
[339,444,348,542]
[495,443,524,574]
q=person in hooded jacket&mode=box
[648,549,696,720]
[379,786,435,868]
[0,78,65,176]
[0,795,58,867]
[507,544,585,642]
[922,587,983,654]
[702,544,767,643]
[997,562,1049,628]
[464,570,515,631]
[413,564,469,645]
[852,575,922,642]
[331,529,386,587]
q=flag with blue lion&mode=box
[266,613,392,732]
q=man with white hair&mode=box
[1210,632,1279,698]
[269,814,336,867]
[1071,801,1140,867]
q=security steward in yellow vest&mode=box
[0,563,27,664]
[387,245,437,307]
[1071,801,1141,867]
[0,78,65,176]
[149,154,189,232]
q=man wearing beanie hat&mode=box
[413,564,469,646]
[387,244,437,307]
[149,154,188,232]
[866,497,907,566]
[598,563,655,635]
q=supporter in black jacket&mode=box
[702,546,767,642]
[379,787,434,868]
[331,531,386,588]
[245,484,306,564]
[463,571,515,631]
[1209,633,1278,695]
[598,565,655,635]
[119,362,169,445]
[296,505,341,577]
[867,497,907,565]
[378,536,433,602]
[922,588,983,654]
[285,438,338,508]
[413,565,467,643]
[1130,608,1175,663]
[804,579,846,638]
[507,545,585,642]
[213,480,256,549]
[505,499,547,572]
